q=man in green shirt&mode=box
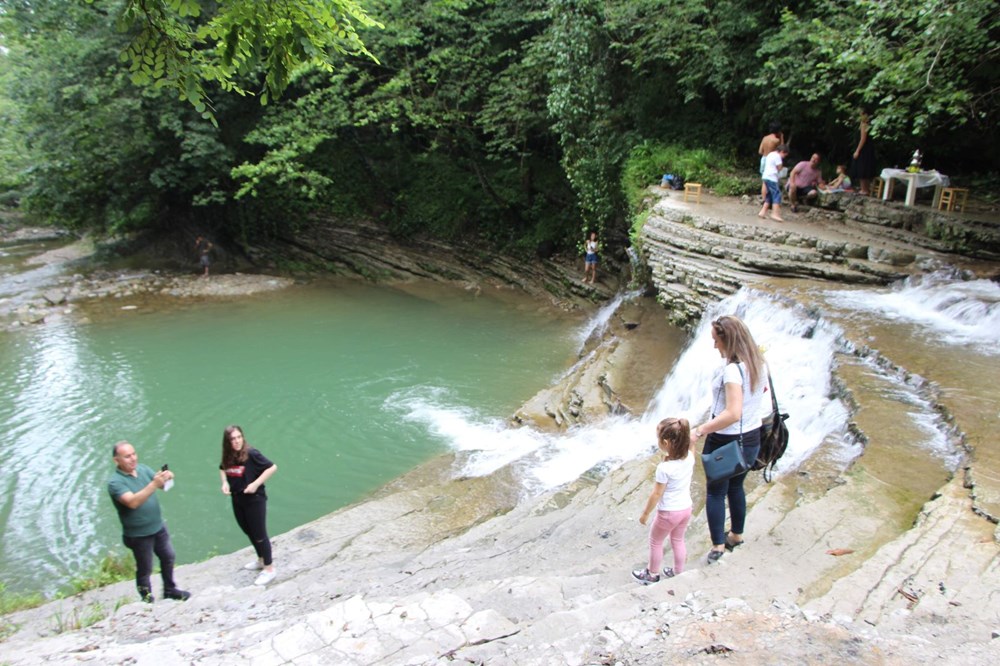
[108,441,190,602]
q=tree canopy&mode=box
[1,0,997,252]
[114,0,381,118]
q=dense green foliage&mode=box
[114,0,380,118]
[622,143,756,204]
[1,0,997,255]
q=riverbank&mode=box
[0,232,297,331]
[2,199,999,663]
[2,339,997,663]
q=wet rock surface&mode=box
[2,206,999,664]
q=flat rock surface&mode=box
[2,204,999,664]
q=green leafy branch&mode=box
[105,0,382,122]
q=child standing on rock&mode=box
[583,231,599,284]
[758,144,789,222]
[632,418,696,584]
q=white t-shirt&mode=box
[762,151,784,182]
[655,450,695,511]
[711,361,768,435]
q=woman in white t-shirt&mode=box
[632,417,696,584]
[689,315,768,563]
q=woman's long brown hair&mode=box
[711,315,766,391]
[221,425,249,467]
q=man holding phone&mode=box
[108,441,190,602]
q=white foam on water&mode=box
[645,289,848,476]
[825,271,1000,353]
[573,289,643,349]
[389,287,961,490]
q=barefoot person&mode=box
[820,164,852,193]
[689,316,768,563]
[220,425,278,586]
[851,108,877,196]
[757,122,783,203]
[108,441,191,603]
[758,145,789,222]
[788,153,825,212]
[632,417,696,584]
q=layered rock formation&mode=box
[2,193,999,664]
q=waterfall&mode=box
[574,289,644,350]
[825,271,1000,353]
[645,289,849,473]
[394,288,853,491]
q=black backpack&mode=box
[753,373,789,482]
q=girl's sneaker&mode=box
[254,569,277,586]
[631,568,661,585]
[661,567,677,578]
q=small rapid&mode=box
[824,270,1000,354]
[398,289,860,492]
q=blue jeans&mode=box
[704,429,761,546]
[123,525,177,599]
[764,180,782,205]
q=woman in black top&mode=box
[220,425,278,585]
[851,108,877,195]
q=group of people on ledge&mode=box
[107,425,277,602]
[632,315,769,583]
[757,109,876,221]
[107,318,770,600]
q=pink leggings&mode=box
[648,507,693,574]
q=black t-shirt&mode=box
[221,448,274,499]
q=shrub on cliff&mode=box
[622,141,757,211]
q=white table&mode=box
[880,168,950,207]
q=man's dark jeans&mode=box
[123,525,176,599]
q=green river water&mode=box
[0,279,583,595]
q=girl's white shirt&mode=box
[655,450,695,511]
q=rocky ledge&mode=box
[0,234,295,330]
[639,188,999,326]
[2,201,999,664]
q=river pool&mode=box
[0,279,584,595]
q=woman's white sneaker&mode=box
[243,560,263,571]
[254,569,276,586]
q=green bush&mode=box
[621,141,759,210]
[964,172,999,204]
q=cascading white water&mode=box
[824,270,1000,353]
[395,288,855,492]
[645,289,850,473]
[574,289,644,348]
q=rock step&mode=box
[256,219,618,309]
[806,477,1000,631]
[638,191,992,325]
[826,195,1000,260]
[648,199,918,277]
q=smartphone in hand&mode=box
[161,464,174,492]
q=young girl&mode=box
[583,231,599,284]
[632,417,696,584]
[821,164,853,193]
